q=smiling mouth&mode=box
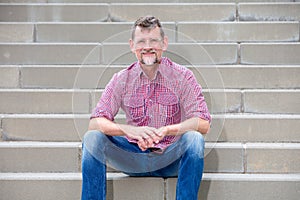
[141,52,158,65]
[142,52,155,56]
[141,49,157,55]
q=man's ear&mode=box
[129,39,135,53]
[162,36,168,51]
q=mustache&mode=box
[141,49,157,54]
[136,48,162,54]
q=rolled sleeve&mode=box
[181,70,211,123]
[90,73,121,121]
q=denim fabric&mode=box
[81,130,205,200]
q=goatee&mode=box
[140,49,159,66]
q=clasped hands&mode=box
[122,125,169,151]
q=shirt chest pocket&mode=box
[123,96,145,120]
[157,93,179,118]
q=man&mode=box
[81,16,211,200]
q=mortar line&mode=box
[164,178,167,200]
[175,21,178,43]
[241,89,245,113]
[33,23,37,43]
[236,3,239,22]
[18,65,22,89]
[243,143,247,174]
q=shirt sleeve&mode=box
[180,69,211,123]
[90,73,122,121]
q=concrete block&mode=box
[178,22,299,42]
[0,4,109,22]
[0,173,82,200]
[244,90,300,114]
[204,143,244,173]
[0,66,19,88]
[167,173,300,200]
[0,142,80,172]
[203,90,242,114]
[239,3,300,21]
[36,23,132,43]
[102,43,135,64]
[0,90,90,114]
[0,23,34,42]
[112,176,164,200]
[36,22,176,43]
[2,115,89,141]
[246,143,300,173]
[166,43,238,65]
[190,65,300,89]
[207,114,300,143]
[0,44,101,65]
[241,43,300,65]
[21,65,124,89]
[110,3,236,22]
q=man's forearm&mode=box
[166,117,210,136]
[88,117,127,136]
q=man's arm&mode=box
[89,117,162,149]
[163,117,210,136]
[136,117,210,150]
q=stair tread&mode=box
[1,172,300,181]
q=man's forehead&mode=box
[134,26,161,36]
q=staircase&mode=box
[1,1,300,200]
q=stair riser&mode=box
[2,116,300,142]
[1,143,300,173]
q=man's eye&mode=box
[137,40,146,44]
[150,39,159,43]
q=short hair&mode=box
[131,16,165,40]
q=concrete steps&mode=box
[1,114,300,142]
[1,141,300,173]
[1,1,300,199]
[1,65,299,89]
[1,22,299,43]
[1,173,300,200]
[1,88,299,114]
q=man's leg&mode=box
[81,130,152,200]
[81,130,204,200]
[81,131,107,200]
[127,131,205,200]
[176,131,205,200]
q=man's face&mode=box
[130,26,168,66]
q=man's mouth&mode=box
[141,49,157,56]
[140,50,158,65]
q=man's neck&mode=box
[140,63,159,80]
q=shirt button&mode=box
[148,99,153,106]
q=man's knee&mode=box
[82,130,108,162]
[181,131,205,158]
[83,130,106,146]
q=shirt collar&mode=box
[133,57,176,83]
[136,59,166,81]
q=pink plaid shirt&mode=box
[91,57,211,150]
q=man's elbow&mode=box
[88,118,102,131]
[198,119,210,134]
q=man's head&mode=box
[131,16,165,40]
[130,16,168,66]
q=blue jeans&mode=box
[81,130,205,200]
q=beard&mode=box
[140,49,159,66]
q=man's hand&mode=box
[120,125,163,151]
[137,126,169,151]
